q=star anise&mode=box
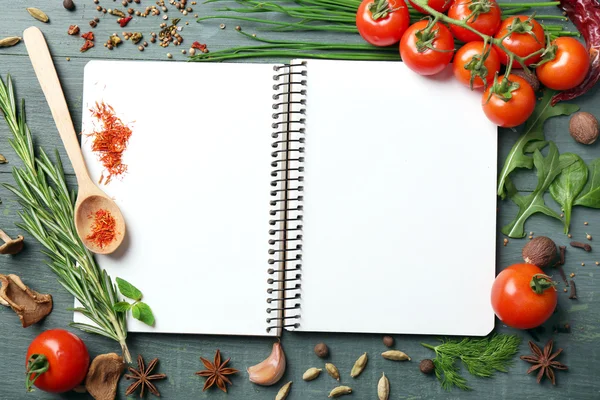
[125,355,167,398]
[520,339,568,385]
[195,349,239,392]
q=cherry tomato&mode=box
[453,42,501,89]
[400,20,455,76]
[26,329,90,393]
[356,0,411,46]
[536,37,590,91]
[448,0,502,43]
[493,16,545,67]
[408,0,452,14]
[482,74,536,127]
[491,263,558,330]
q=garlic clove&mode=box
[247,342,286,386]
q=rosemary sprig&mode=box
[0,75,131,363]
[421,334,521,391]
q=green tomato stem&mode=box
[25,354,49,392]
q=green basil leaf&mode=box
[502,142,576,238]
[116,277,143,301]
[131,302,155,326]
[549,153,588,233]
[497,90,579,199]
[574,159,600,208]
[112,301,132,312]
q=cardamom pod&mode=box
[26,8,49,23]
[275,381,292,400]
[302,367,322,381]
[111,8,126,18]
[350,352,368,378]
[325,363,340,381]
[0,37,21,48]
[377,372,389,400]
[381,350,411,361]
[0,154,7,164]
[328,386,352,398]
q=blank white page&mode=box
[296,59,497,336]
[77,60,279,336]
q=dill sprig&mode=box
[421,334,522,391]
[0,75,131,363]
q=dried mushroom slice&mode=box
[0,274,52,327]
[85,353,125,400]
[0,229,24,255]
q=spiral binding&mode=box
[266,62,307,333]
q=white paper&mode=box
[77,60,279,336]
[295,60,497,336]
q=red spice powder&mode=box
[86,209,117,249]
[87,102,132,185]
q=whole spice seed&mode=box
[569,280,577,299]
[63,0,75,11]
[0,154,7,164]
[275,381,292,400]
[131,32,143,44]
[302,367,322,381]
[377,373,389,400]
[325,363,340,381]
[569,112,599,144]
[111,8,127,18]
[314,342,329,358]
[26,8,49,23]
[587,233,593,240]
[350,353,367,378]
[328,386,352,398]
[382,336,394,347]
[419,359,435,374]
[522,236,557,268]
[0,37,21,48]
[570,241,591,251]
[382,350,411,361]
[86,209,117,249]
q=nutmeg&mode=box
[314,342,329,358]
[522,236,557,268]
[420,359,435,375]
[63,0,75,10]
[511,70,539,92]
[569,112,599,145]
[382,335,394,347]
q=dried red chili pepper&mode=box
[67,25,80,35]
[118,16,133,28]
[81,31,94,41]
[80,40,94,53]
[552,0,600,104]
[191,41,207,51]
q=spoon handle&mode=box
[23,26,93,191]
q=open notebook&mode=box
[78,59,497,337]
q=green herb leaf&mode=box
[502,142,576,238]
[116,278,143,301]
[497,90,579,199]
[132,302,155,326]
[113,301,132,312]
[549,153,588,233]
[574,159,600,208]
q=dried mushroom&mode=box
[85,353,125,400]
[0,229,24,255]
[0,274,52,327]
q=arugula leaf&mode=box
[502,142,576,238]
[113,301,132,312]
[132,302,155,326]
[497,90,579,199]
[116,277,143,301]
[574,159,600,208]
[549,153,588,233]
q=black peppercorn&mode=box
[63,0,75,10]
[420,359,435,375]
[314,342,329,358]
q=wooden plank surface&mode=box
[1,0,600,399]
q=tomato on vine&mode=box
[408,0,452,14]
[26,329,90,393]
[356,0,411,46]
[453,42,501,89]
[493,15,545,67]
[491,263,558,330]
[536,37,590,91]
[448,0,502,43]
[400,20,455,76]
[482,74,536,127]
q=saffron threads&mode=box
[87,102,132,185]
[86,209,117,248]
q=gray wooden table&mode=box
[1,1,600,399]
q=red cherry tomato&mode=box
[26,329,90,393]
[482,74,536,127]
[491,263,558,330]
[536,37,590,91]
[448,0,502,43]
[400,20,455,76]
[453,42,501,89]
[356,0,411,46]
[493,16,545,67]
[408,0,452,14]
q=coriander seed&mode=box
[66,57,71,61]
[96,5,102,11]
[420,359,435,375]
[94,16,100,22]
[189,48,195,55]
[220,23,226,29]
[587,233,592,240]
[585,221,589,225]
[138,45,144,51]
[314,342,329,358]
[181,49,186,54]
[581,262,585,266]
[167,52,172,58]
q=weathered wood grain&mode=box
[1,0,600,399]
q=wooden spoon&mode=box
[23,27,126,255]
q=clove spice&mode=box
[568,280,577,299]
[554,246,569,287]
[570,241,591,252]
